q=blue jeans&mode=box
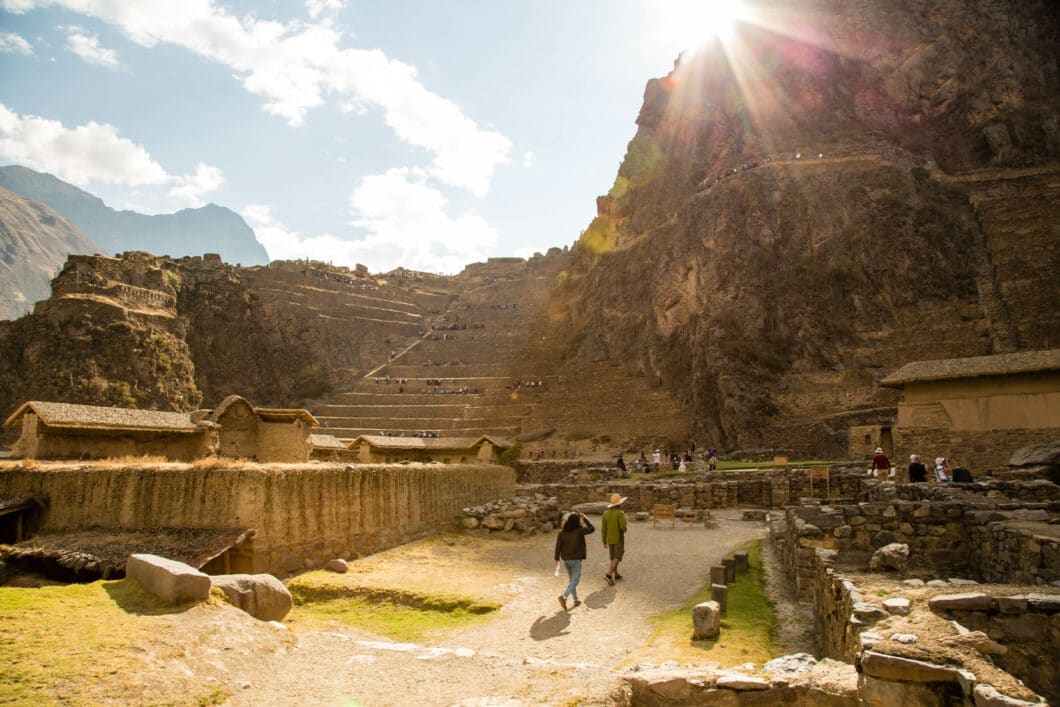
[562,559,583,601]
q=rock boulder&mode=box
[869,543,909,572]
[211,573,293,622]
[126,553,211,604]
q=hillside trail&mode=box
[225,514,769,706]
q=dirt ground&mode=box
[137,512,786,706]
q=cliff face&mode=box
[0,187,101,320]
[565,0,1060,454]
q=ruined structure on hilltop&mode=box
[560,0,1060,459]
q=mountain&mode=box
[559,0,1060,454]
[0,165,270,266]
[0,187,101,320]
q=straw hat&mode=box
[608,493,627,507]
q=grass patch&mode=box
[287,571,501,642]
[0,579,227,705]
[646,540,778,666]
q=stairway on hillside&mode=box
[310,253,690,455]
[966,171,1060,350]
[311,260,559,440]
[240,265,455,383]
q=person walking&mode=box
[870,447,890,477]
[652,449,661,472]
[601,493,628,586]
[554,510,594,611]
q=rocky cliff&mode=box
[0,187,100,320]
[562,0,1060,454]
[0,166,270,267]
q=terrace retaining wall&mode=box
[0,462,515,575]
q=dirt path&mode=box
[225,513,768,706]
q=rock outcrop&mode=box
[559,0,1060,454]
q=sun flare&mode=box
[655,0,746,53]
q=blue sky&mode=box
[0,0,725,272]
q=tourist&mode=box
[951,463,974,483]
[554,510,594,611]
[871,447,890,477]
[616,454,626,473]
[934,457,953,483]
[652,449,661,472]
[907,454,928,483]
[601,493,628,585]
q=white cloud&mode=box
[1,0,511,195]
[305,0,345,19]
[0,103,222,207]
[522,150,535,168]
[243,168,498,273]
[167,163,224,207]
[61,25,119,67]
[0,31,33,55]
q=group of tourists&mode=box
[870,447,974,483]
[506,380,544,390]
[553,493,628,611]
[431,322,485,331]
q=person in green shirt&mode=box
[601,493,628,585]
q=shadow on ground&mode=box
[529,611,571,640]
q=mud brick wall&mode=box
[893,427,1060,476]
[0,463,515,575]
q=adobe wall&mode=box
[14,415,213,462]
[256,420,310,463]
[0,463,515,576]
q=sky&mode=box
[0,0,735,273]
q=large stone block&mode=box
[929,593,993,612]
[211,573,293,621]
[692,600,721,640]
[126,553,211,604]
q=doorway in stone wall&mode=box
[880,427,894,459]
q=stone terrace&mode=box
[310,253,688,452]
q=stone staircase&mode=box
[310,252,689,457]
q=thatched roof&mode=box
[0,494,42,517]
[257,408,319,426]
[0,526,254,579]
[309,433,347,450]
[350,434,512,451]
[208,395,318,427]
[880,349,1060,387]
[3,401,204,433]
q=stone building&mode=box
[348,434,513,464]
[3,401,217,461]
[207,395,318,463]
[4,397,320,463]
[880,349,1060,472]
[308,433,352,461]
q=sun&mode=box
[654,0,746,53]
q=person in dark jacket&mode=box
[554,510,594,611]
[907,454,928,483]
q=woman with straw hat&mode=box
[601,493,628,585]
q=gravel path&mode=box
[226,513,768,706]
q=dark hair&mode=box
[562,513,582,532]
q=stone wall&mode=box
[775,497,1060,601]
[893,426,1060,476]
[0,462,515,576]
[861,478,1060,504]
[520,467,867,512]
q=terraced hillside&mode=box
[310,252,689,455]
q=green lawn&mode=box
[646,540,778,665]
